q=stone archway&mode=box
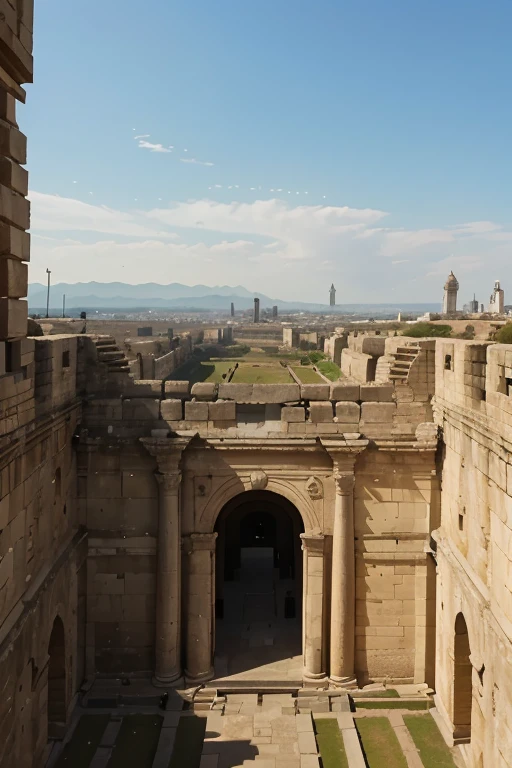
[213,490,304,682]
[47,616,66,740]
[453,612,472,742]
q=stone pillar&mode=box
[140,437,191,687]
[183,533,218,684]
[301,533,327,687]
[329,471,357,687]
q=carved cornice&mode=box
[182,532,218,553]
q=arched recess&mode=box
[453,612,472,742]
[197,474,318,534]
[47,615,66,739]
[213,489,305,679]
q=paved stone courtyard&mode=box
[46,686,461,768]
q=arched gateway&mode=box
[213,490,305,682]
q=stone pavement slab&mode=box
[342,728,366,768]
[89,747,111,768]
[100,719,121,747]
[296,714,313,732]
[297,731,317,754]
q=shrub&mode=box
[300,356,310,366]
[402,322,452,338]
[308,351,325,364]
[495,323,512,344]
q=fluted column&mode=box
[140,437,191,687]
[183,532,218,684]
[330,471,357,687]
[301,533,327,687]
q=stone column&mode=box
[183,532,218,684]
[301,533,327,687]
[329,471,357,687]
[141,438,190,687]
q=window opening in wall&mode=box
[444,354,453,370]
[62,350,70,368]
[458,514,464,531]
[506,377,512,396]
[453,613,472,742]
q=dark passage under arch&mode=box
[453,612,472,742]
[47,616,66,739]
[213,490,304,681]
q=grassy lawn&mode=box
[106,714,162,768]
[355,700,432,710]
[356,717,408,768]
[169,715,206,768]
[232,363,293,384]
[317,360,342,381]
[291,366,324,383]
[404,715,457,767]
[202,360,234,382]
[315,718,349,768]
[55,715,110,768]
[353,689,399,698]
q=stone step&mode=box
[98,351,125,361]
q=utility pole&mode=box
[46,268,51,318]
[62,294,66,318]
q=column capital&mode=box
[320,437,368,468]
[155,471,181,494]
[140,437,192,475]
[333,472,355,496]
[182,532,218,553]
[300,533,325,555]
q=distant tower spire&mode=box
[329,283,336,307]
[442,271,459,315]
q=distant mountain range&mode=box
[28,281,441,314]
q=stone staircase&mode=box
[93,335,131,373]
[388,344,421,382]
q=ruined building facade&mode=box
[0,5,511,768]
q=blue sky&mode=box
[22,0,512,303]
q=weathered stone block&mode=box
[191,382,217,400]
[164,380,189,397]
[122,398,160,421]
[0,257,27,298]
[184,399,209,421]
[360,384,394,402]
[335,402,360,423]
[0,157,28,196]
[309,401,333,423]
[218,383,253,401]
[0,298,27,338]
[282,406,306,422]
[252,384,300,403]
[300,384,330,400]
[361,402,396,422]
[160,399,183,420]
[330,383,360,401]
[208,399,236,420]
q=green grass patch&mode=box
[169,715,206,768]
[356,717,408,768]
[315,718,349,768]
[55,715,110,768]
[291,366,324,383]
[355,700,431,710]
[232,364,293,383]
[404,715,457,767]
[201,361,234,382]
[353,689,400,698]
[316,360,342,381]
[106,714,162,768]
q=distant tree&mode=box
[495,323,512,344]
[402,322,452,338]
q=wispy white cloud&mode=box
[180,157,214,167]
[134,134,150,140]
[137,140,172,153]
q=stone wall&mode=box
[433,340,512,767]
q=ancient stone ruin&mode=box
[0,4,511,767]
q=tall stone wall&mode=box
[433,340,512,767]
